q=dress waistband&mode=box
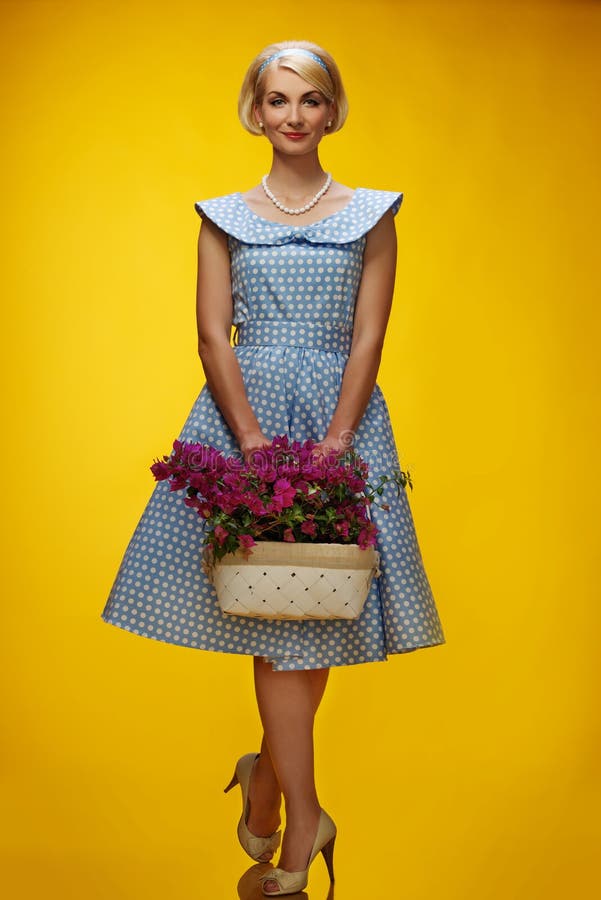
[234,320,352,355]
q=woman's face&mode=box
[254,66,335,153]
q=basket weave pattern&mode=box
[204,541,381,620]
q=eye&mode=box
[268,97,321,107]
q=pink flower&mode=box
[150,460,172,480]
[245,491,267,515]
[151,434,412,560]
[213,525,229,546]
[334,520,350,538]
[273,478,297,507]
[358,522,378,548]
[300,520,317,537]
[223,472,244,489]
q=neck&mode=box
[265,151,328,200]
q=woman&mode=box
[101,39,446,896]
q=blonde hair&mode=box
[238,40,349,136]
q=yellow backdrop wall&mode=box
[1,0,599,897]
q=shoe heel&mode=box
[321,834,336,882]
[224,770,239,794]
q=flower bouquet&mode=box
[150,435,412,621]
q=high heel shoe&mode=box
[259,808,336,896]
[224,752,282,862]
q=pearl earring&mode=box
[259,122,264,129]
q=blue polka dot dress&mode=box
[100,187,446,670]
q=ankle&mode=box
[283,798,321,825]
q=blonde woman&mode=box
[101,39,445,896]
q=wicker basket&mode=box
[203,541,381,620]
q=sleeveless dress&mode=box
[100,187,446,670]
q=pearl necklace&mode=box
[261,172,333,215]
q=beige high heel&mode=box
[259,808,336,896]
[224,752,281,862]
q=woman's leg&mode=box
[245,733,282,842]
[248,664,330,830]
[246,661,329,861]
[249,656,330,889]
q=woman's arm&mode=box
[195,217,269,458]
[320,209,398,450]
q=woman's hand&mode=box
[239,430,272,465]
[313,431,354,459]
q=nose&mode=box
[286,105,304,126]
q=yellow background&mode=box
[2,0,600,897]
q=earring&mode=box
[259,122,264,129]
[326,120,332,127]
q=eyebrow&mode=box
[266,90,321,98]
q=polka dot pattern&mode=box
[100,188,446,669]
